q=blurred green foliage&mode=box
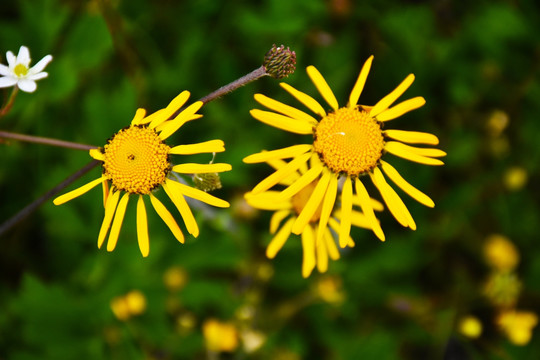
[1,0,540,359]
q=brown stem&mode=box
[171,66,268,119]
[0,160,101,237]
[0,130,97,151]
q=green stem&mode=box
[0,160,101,237]
[0,130,97,151]
[0,87,19,117]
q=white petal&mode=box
[6,51,16,67]
[27,72,48,81]
[17,79,37,93]
[0,77,18,88]
[0,64,10,76]
[17,46,31,65]
[29,55,52,74]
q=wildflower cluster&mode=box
[1,45,445,278]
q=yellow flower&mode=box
[458,315,483,339]
[110,290,147,321]
[497,309,538,346]
[244,56,444,245]
[483,234,520,272]
[246,157,382,277]
[202,319,239,352]
[54,91,231,256]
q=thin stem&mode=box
[198,66,268,104]
[0,130,97,151]
[0,87,19,117]
[171,66,268,119]
[0,160,101,237]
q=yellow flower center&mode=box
[14,63,28,77]
[313,107,384,176]
[292,180,323,223]
[103,125,171,194]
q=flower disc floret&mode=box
[314,107,384,176]
[103,125,171,194]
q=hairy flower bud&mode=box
[263,44,296,79]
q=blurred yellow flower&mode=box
[503,166,528,191]
[486,110,509,137]
[202,319,239,352]
[483,234,520,272]
[316,275,345,304]
[458,315,483,339]
[54,91,231,256]
[483,271,522,308]
[497,310,538,346]
[164,266,188,291]
[244,56,444,246]
[110,290,147,321]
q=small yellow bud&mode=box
[125,290,147,316]
[164,266,188,291]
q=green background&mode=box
[1,0,540,358]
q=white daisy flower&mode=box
[0,46,53,93]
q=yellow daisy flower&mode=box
[54,91,231,256]
[244,56,445,245]
[246,156,382,278]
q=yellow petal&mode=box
[328,218,355,248]
[265,157,301,186]
[371,74,415,117]
[266,217,295,258]
[158,101,203,140]
[380,160,434,208]
[384,129,439,145]
[155,113,202,133]
[98,189,120,249]
[251,152,311,195]
[301,225,316,278]
[270,209,292,234]
[163,181,199,237]
[254,93,318,125]
[166,179,229,208]
[149,193,184,243]
[89,148,105,161]
[316,174,338,243]
[348,210,372,229]
[130,108,147,125]
[245,191,291,211]
[101,179,109,208]
[370,168,416,230]
[292,170,331,235]
[348,55,373,108]
[280,82,327,118]
[172,163,232,174]
[354,178,385,241]
[307,66,339,111]
[323,227,340,260]
[136,195,150,257]
[316,226,328,273]
[243,144,312,164]
[277,162,323,200]
[169,140,225,155]
[107,192,130,252]
[376,97,426,122]
[146,91,191,128]
[53,177,106,205]
[385,141,445,166]
[386,141,446,158]
[250,109,314,135]
[339,176,353,248]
